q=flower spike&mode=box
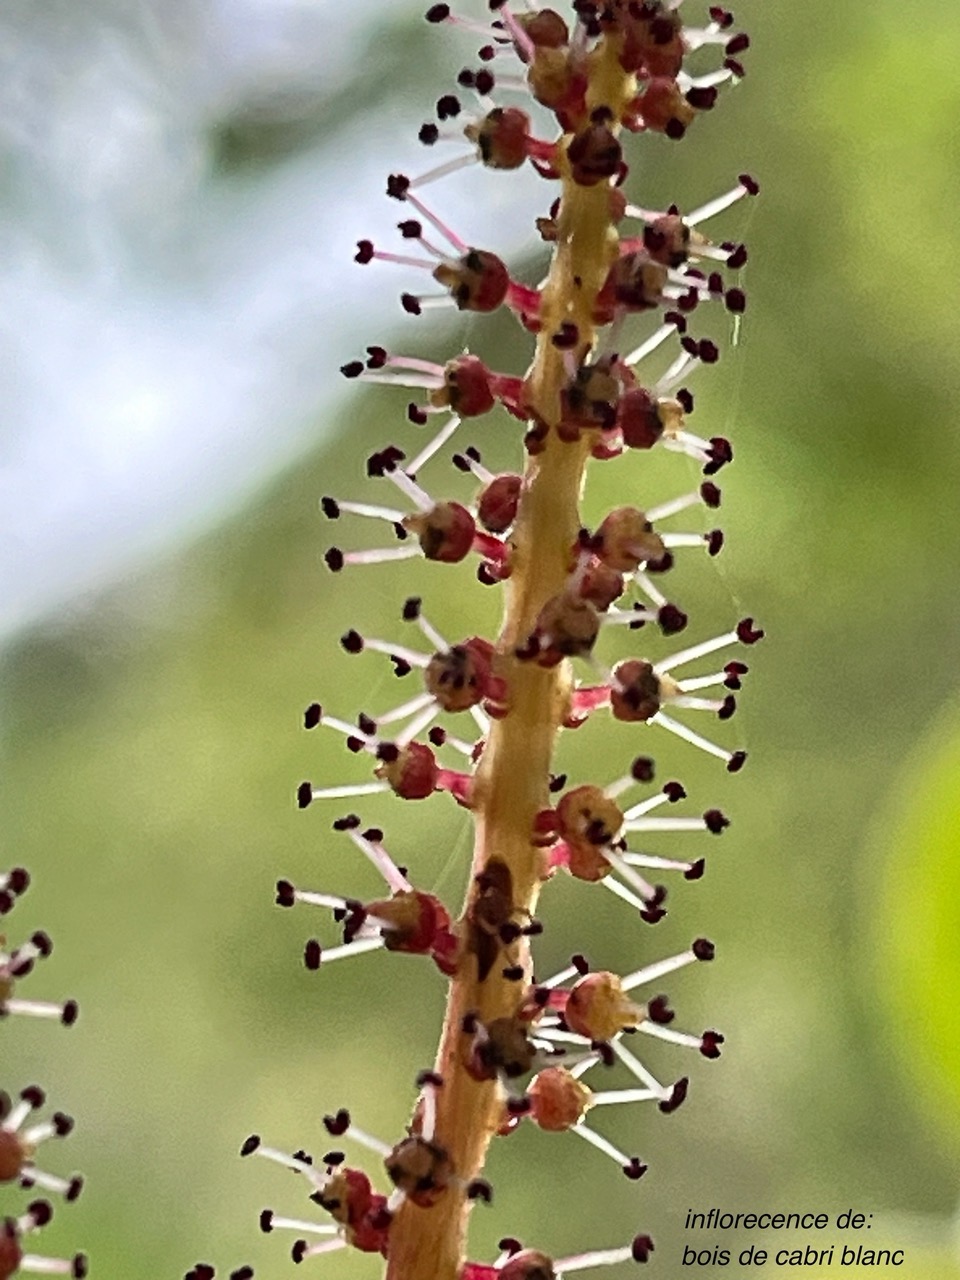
[256,2,763,1277]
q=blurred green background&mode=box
[2,0,959,1276]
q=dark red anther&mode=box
[704,436,733,474]
[632,1233,655,1262]
[659,1076,689,1114]
[646,995,674,1025]
[700,1029,725,1059]
[657,603,688,635]
[726,242,748,269]
[686,86,718,112]
[736,617,765,644]
[322,1109,351,1137]
[703,809,730,834]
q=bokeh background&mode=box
[2,0,959,1276]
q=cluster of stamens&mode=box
[1,871,85,1279]
[229,1,759,1277]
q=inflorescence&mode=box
[1,870,85,1279]
[202,2,760,1278]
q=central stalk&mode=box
[384,39,634,1280]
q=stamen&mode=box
[686,177,758,226]
[676,668,743,693]
[393,187,470,255]
[600,845,665,904]
[653,628,738,673]
[669,694,727,712]
[621,941,713,992]
[571,1122,645,1178]
[20,1169,83,1201]
[350,824,417,896]
[624,322,677,366]
[636,1022,703,1051]
[621,791,673,824]
[394,702,442,747]
[363,247,442,271]
[239,1138,321,1180]
[407,416,463,473]
[294,1238,349,1259]
[338,546,422,567]
[650,710,734,765]
[555,1245,636,1273]
[303,781,390,802]
[373,693,435,728]
[337,1121,393,1159]
[599,875,656,917]
[262,1213,339,1237]
[1,999,79,1025]
[539,961,585,990]
[610,1036,671,1099]
[385,467,436,514]
[496,5,536,62]
[410,152,481,188]
[621,850,703,875]
[645,490,705,522]
[308,938,385,966]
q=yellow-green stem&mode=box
[385,37,635,1280]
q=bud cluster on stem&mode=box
[196,4,762,1280]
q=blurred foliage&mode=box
[871,706,960,1143]
[210,17,436,172]
[2,0,960,1277]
